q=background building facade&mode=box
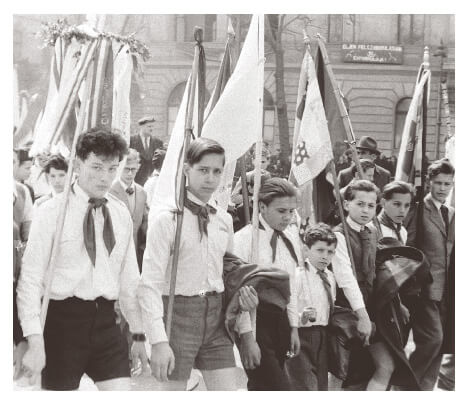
[14,14,455,164]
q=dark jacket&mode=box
[129,134,164,185]
[337,163,391,192]
[222,252,290,342]
[406,194,455,301]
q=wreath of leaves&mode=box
[37,18,150,61]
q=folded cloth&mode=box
[222,252,290,342]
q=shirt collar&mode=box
[119,179,134,191]
[429,194,445,211]
[304,259,328,274]
[259,214,274,233]
[74,181,110,203]
[346,216,368,232]
[186,190,210,207]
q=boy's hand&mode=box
[13,340,28,380]
[355,308,372,346]
[400,303,410,325]
[21,335,46,386]
[131,341,150,375]
[150,342,175,382]
[289,327,300,357]
[239,286,258,312]
[239,332,261,370]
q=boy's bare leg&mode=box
[95,377,131,390]
[151,380,187,391]
[201,367,237,391]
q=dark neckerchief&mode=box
[184,197,217,240]
[259,221,298,265]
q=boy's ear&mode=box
[182,162,190,177]
[343,199,350,212]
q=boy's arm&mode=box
[16,204,55,337]
[331,232,365,311]
[137,211,175,344]
[118,215,144,334]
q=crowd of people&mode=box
[13,118,455,391]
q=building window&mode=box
[167,82,211,138]
[184,15,217,42]
[393,97,412,154]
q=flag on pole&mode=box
[395,66,431,185]
[203,15,264,210]
[311,41,349,223]
[31,35,97,156]
[13,65,20,132]
[150,31,207,217]
[289,51,334,239]
[202,15,264,165]
[112,45,133,143]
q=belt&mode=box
[165,290,220,299]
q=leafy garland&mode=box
[36,19,150,61]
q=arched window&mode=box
[393,97,411,155]
[263,89,276,152]
[166,82,211,137]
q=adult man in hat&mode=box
[337,136,391,192]
[130,116,163,186]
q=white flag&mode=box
[291,52,333,186]
[202,15,265,165]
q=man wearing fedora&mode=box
[337,136,391,192]
[130,116,163,186]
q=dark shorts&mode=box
[285,325,328,390]
[42,297,130,390]
[163,293,235,381]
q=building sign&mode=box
[342,44,403,65]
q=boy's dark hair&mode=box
[186,137,225,166]
[381,180,414,200]
[76,128,128,162]
[152,148,167,170]
[259,177,297,206]
[43,154,68,174]
[304,222,337,249]
[14,148,33,165]
[427,158,455,180]
[351,159,375,176]
[344,179,380,202]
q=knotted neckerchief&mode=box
[184,198,217,240]
[378,211,403,243]
[259,221,298,265]
[83,198,116,267]
[126,185,134,195]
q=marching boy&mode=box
[138,137,256,391]
[285,223,338,390]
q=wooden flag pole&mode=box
[40,40,98,328]
[166,28,203,340]
[416,47,430,241]
[251,15,264,264]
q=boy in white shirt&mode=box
[285,223,338,390]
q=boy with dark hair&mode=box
[406,158,455,390]
[33,155,69,211]
[233,177,302,390]
[376,180,414,243]
[285,223,338,390]
[17,128,148,390]
[138,137,255,391]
